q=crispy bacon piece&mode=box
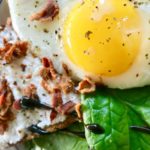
[57,101,75,115]
[42,57,50,67]
[22,84,38,99]
[62,63,70,76]
[51,88,63,107]
[50,109,57,121]
[30,0,59,22]
[59,75,74,94]
[77,77,96,94]
[0,80,15,134]
[40,58,75,94]
[40,68,51,80]
[41,57,57,80]
[0,40,28,63]
[0,123,8,135]
[0,93,6,106]
[48,59,57,79]
[41,80,52,94]
[13,100,21,110]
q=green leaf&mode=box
[82,87,150,150]
[24,123,88,150]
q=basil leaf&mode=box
[24,123,88,150]
[82,87,150,150]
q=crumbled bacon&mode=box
[21,64,27,72]
[40,58,75,94]
[59,75,74,94]
[40,68,51,80]
[22,84,38,99]
[25,74,32,79]
[41,80,52,94]
[51,88,63,107]
[50,109,57,121]
[77,77,96,94]
[62,63,70,76]
[13,100,21,110]
[0,93,6,106]
[30,0,59,22]
[48,59,57,79]
[0,80,15,134]
[41,57,57,80]
[39,57,81,120]
[42,57,50,67]
[0,123,8,135]
[0,40,28,63]
[57,101,75,115]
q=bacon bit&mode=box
[13,41,28,57]
[42,57,50,67]
[0,111,14,121]
[13,100,21,110]
[75,103,82,119]
[41,80,52,94]
[0,123,8,135]
[0,80,15,134]
[0,80,14,115]
[50,110,57,121]
[57,101,75,115]
[52,88,63,107]
[3,38,8,45]
[62,63,70,76]
[0,41,28,63]
[0,93,6,106]
[59,75,74,94]
[26,74,32,79]
[77,77,96,94]
[4,44,16,63]
[40,68,51,80]
[21,64,27,72]
[30,0,59,22]
[48,59,57,79]
[41,57,57,80]
[22,84,38,99]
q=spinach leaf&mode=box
[82,87,150,150]
[24,123,88,150]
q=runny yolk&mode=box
[63,0,141,76]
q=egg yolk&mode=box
[63,0,141,76]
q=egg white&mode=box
[8,0,150,89]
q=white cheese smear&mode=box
[0,27,80,149]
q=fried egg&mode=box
[8,0,150,89]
